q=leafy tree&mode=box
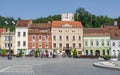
[19,49,23,57]
[1,49,6,56]
[73,48,78,58]
[74,8,114,28]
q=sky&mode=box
[0,0,120,20]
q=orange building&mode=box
[28,23,52,54]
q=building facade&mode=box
[1,30,15,54]
[0,28,6,49]
[84,28,111,56]
[104,26,120,57]
[28,23,52,55]
[52,13,83,55]
[15,20,32,55]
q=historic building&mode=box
[83,28,111,56]
[1,29,15,54]
[28,23,52,55]
[15,20,32,55]
[0,28,6,49]
[51,13,83,55]
[104,26,120,57]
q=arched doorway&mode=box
[95,50,100,56]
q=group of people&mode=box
[29,50,68,58]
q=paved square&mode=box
[0,57,120,75]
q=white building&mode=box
[62,13,74,21]
[110,30,120,57]
[104,26,120,57]
[52,13,83,55]
[15,20,32,55]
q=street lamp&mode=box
[5,21,15,60]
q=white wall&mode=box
[15,27,28,55]
[51,27,83,52]
[111,40,120,57]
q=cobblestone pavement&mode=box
[0,57,120,75]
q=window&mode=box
[73,36,75,41]
[117,50,120,56]
[119,42,120,47]
[59,43,62,48]
[23,32,26,37]
[107,50,109,55]
[91,41,93,46]
[18,41,20,46]
[90,50,93,56]
[107,41,109,46]
[5,36,7,41]
[9,36,12,41]
[86,50,88,55]
[53,43,56,47]
[85,41,88,46]
[46,43,48,48]
[32,35,35,40]
[96,41,99,46]
[79,43,81,48]
[102,40,104,46]
[113,42,115,46]
[23,41,26,46]
[39,35,42,40]
[79,36,81,41]
[66,36,69,41]
[32,43,35,47]
[18,32,20,37]
[66,43,69,48]
[45,35,48,40]
[103,50,105,55]
[73,43,75,48]
[53,36,56,41]
[39,43,42,48]
[9,43,12,47]
[113,50,116,56]
[59,30,62,32]
[59,36,62,41]
[5,43,7,47]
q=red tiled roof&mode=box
[84,28,109,36]
[29,23,51,29]
[16,20,32,27]
[104,26,119,30]
[52,21,82,28]
[28,29,51,34]
[108,30,120,40]
[0,28,6,37]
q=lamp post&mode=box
[5,21,15,60]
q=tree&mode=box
[19,49,23,57]
[74,8,114,28]
[73,48,78,58]
[1,49,6,56]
